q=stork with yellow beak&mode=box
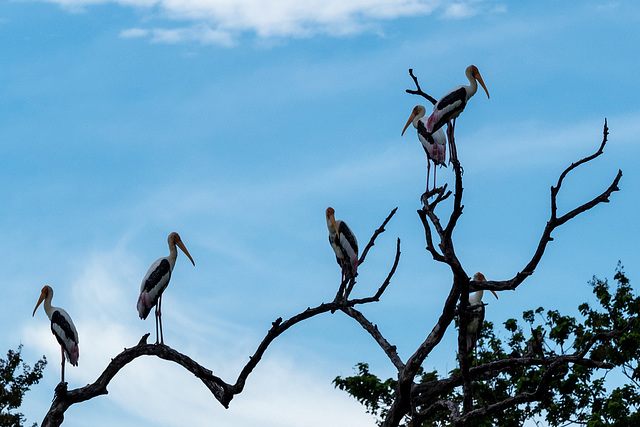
[465,272,499,355]
[326,207,359,300]
[426,65,490,162]
[137,232,195,344]
[32,285,79,383]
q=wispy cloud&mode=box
[23,246,375,426]
[36,0,506,45]
[120,24,235,46]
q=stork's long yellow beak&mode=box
[474,69,490,99]
[176,239,195,266]
[490,290,498,299]
[32,289,46,317]
[401,112,416,136]
[331,217,340,240]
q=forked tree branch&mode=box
[379,71,623,427]
[469,119,621,294]
[41,209,400,427]
[406,68,438,105]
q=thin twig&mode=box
[406,69,438,105]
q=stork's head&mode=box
[32,285,52,316]
[325,207,340,238]
[401,105,426,136]
[473,272,486,282]
[169,232,195,266]
[467,65,490,99]
[473,272,498,299]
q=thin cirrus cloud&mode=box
[41,0,505,45]
[117,0,439,44]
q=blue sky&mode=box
[1,1,638,425]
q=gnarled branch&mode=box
[378,71,623,427]
[41,208,400,427]
[470,120,621,294]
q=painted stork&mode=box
[32,285,79,383]
[465,272,498,355]
[402,104,447,193]
[426,65,490,162]
[326,207,359,300]
[137,232,195,344]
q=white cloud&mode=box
[41,0,507,45]
[442,3,478,19]
[141,24,236,45]
[440,0,507,19]
[119,28,150,38]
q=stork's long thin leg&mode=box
[447,119,458,163]
[154,299,160,344]
[426,159,431,193]
[61,346,66,383]
[336,267,347,299]
[154,305,158,344]
[158,295,164,345]
[433,160,437,190]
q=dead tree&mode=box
[373,69,622,427]
[40,69,622,427]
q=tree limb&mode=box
[342,307,405,371]
[385,70,623,427]
[405,68,438,105]
[42,343,231,427]
[469,122,621,293]
[41,208,400,426]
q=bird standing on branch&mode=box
[32,285,79,383]
[426,65,490,162]
[137,232,195,345]
[465,272,498,356]
[326,207,359,301]
[402,104,447,193]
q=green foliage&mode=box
[333,363,396,419]
[334,264,640,425]
[0,346,46,427]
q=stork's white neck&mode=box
[469,290,483,305]
[465,68,478,100]
[167,242,179,268]
[42,292,57,320]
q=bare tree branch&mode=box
[469,121,621,294]
[359,207,398,266]
[405,68,438,105]
[350,238,401,305]
[41,208,400,426]
[42,342,231,427]
[380,71,624,427]
[342,307,405,371]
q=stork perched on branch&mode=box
[402,104,447,192]
[137,232,195,345]
[32,285,79,383]
[426,65,490,162]
[326,207,359,301]
[465,272,498,357]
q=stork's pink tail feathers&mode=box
[426,110,439,133]
[137,292,153,320]
[67,343,79,366]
